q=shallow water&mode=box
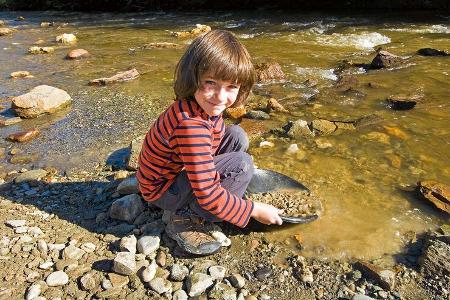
[0,10,449,259]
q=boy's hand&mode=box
[251,201,283,225]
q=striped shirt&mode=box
[136,99,254,228]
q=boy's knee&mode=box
[226,125,249,151]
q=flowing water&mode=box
[0,10,449,260]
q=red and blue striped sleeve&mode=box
[169,119,254,228]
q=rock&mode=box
[224,105,247,119]
[12,85,71,118]
[370,50,403,69]
[187,273,214,297]
[89,68,140,86]
[254,266,272,280]
[229,273,246,288]
[417,181,450,213]
[246,110,270,120]
[386,94,422,110]
[156,250,166,266]
[39,261,53,270]
[137,235,160,255]
[40,21,54,27]
[55,259,78,271]
[141,260,157,282]
[46,271,69,286]
[80,242,96,253]
[172,24,211,38]
[126,136,145,170]
[10,71,33,78]
[7,128,40,142]
[209,282,237,300]
[286,144,300,154]
[417,48,449,57]
[28,46,54,54]
[9,153,38,164]
[0,117,22,126]
[14,169,47,183]
[173,289,189,300]
[354,261,395,290]
[419,237,450,277]
[0,20,5,26]
[352,295,375,300]
[266,98,287,113]
[0,28,13,36]
[255,61,286,83]
[209,266,227,281]
[79,272,99,291]
[334,122,356,131]
[119,235,137,253]
[117,176,139,195]
[63,245,85,260]
[211,231,231,247]
[142,42,181,49]
[26,283,42,300]
[286,120,314,139]
[110,194,144,223]
[149,277,172,294]
[112,252,136,276]
[66,49,89,59]
[301,268,314,283]
[383,125,407,139]
[169,263,188,282]
[109,272,129,288]
[311,119,337,135]
[114,170,129,180]
[354,114,383,128]
[5,219,26,228]
[55,33,77,44]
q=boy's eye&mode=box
[229,85,240,89]
[205,80,216,85]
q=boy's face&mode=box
[194,73,241,116]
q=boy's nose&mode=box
[215,87,228,103]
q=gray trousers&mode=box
[151,125,254,222]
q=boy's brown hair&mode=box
[174,29,255,107]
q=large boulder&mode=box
[417,181,450,214]
[12,85,71,118]
[370,50,403,69]
[255,61,286,83]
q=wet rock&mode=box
[255,61,286,83]
[246,110,270,120]
[173,289,188,300]
[66,49,89,59]
[14,169,47,184]
[419,237,450,277]
[9,153,38,164]
[187,273,214,297]
[141,260,157,282]
[311,119,337,135]
[149,277,172,294]
[334,122,356,131]
[10,71,33,78]
[209,282,237,300]
[119,235,137,253]
[171,263,189,281]
[417,181,450,213]
[209,266,227,281]
[172,24,211,38]
[126,136,145,170]
[0,117,22,127]
[0,28,13,36]
[224,105,247,119]
[55,33,77,44]
[40,21,54,27]
[354,261,395,290]
[7,128,40,142]
[112,252,136,275]
[28,46,54,54]
[137,235,160,255]
[386,94,422,110]
[229,273,246,288]
[110,194,144,223]
[417,48,449,57]
[370,51,403,69]
[12,85,71,118]
[26,283,42,300]
[63,245,85,260]
[79,271,99,291]
[46,271,69,286]
[117,176,139,195]
[286,119,314,139]
[89,68,140,86]
[266,98,287,113]
[354,114,383,128]
[142,42,181,49]
[254,266,272,280]
[0,20,5,26]
[5,219,26,228]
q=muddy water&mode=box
[0,11,449,259]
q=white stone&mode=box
[102,278,113,290]
[137,235,160,255]
[173,289,188,300]
[80,242,96,253]
[211,231,231,247]
[26,271,40,282]
[141,260,157,282]
[17,235,33,244]
[48,243,65,251]
[15,226,28,234]
[26,283,41,300]
[209,265,227,281]
[37,240,48,254]
[229,273,246,288]
[55,33,77,44]
[286,143,299,154]
[5,219,26,228]
[63,245,85,260]
[119,235,137,253]
[28,227,44,237]
[39,261,54,270]
[187,273,214,297]
[301,268,314,283]
[170,263,189,281]
[149,277,172,294]
[46,271,69,286]
[112,252,136,276]
[259,141,274,148]
[0,236,10,248]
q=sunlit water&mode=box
[0,11,449,260]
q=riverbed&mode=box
[0,10,449,260]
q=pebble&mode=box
[80,272,98,291]
[109,272,129,288]
[15,226,28,233]
[301,268,314,283]
[25,283,41,300]
[80,242,96,253]
[286,144,299,154]
[119,235,137,253]
[46,271,69,286]
[39,261,54,270]
[48,243,65,251]
[173,289,189,300]
[149,277,172,294]
[63,245,85,260]
[171,263,189,281]
[156,250,166,266]
[37,240,48,255]
[187,273,214,297]
[259,141,275,148]
[254,266,272,281]
[246,110,270,120]
[209,265,227,281]
[141,260,157,282]
[112,252,136,275]
[229,273,246,288]
[352,295,376,300]
[209,282,237,300]
[102,278,113,290]
[137,235,160,255]
[28,227,43,237]
[211,231,232,247]
[5,219,26,228]
[26,271,40,282]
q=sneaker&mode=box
[164,212,222,255]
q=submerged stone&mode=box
[370,50,403,69]
[417,181,450,214]
[7,128,40,142]
[89,68,139,86]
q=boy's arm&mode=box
[170,120,253,228]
